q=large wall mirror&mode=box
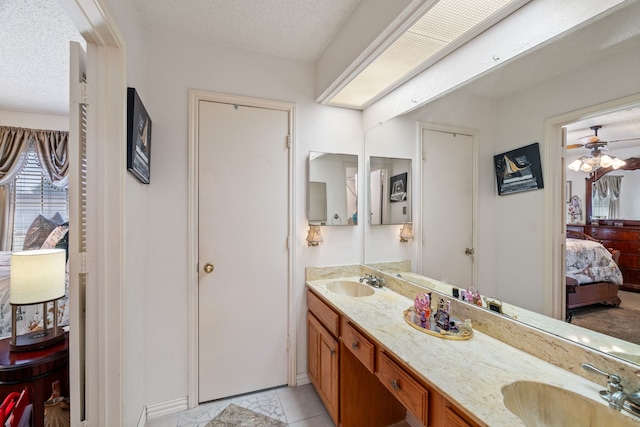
[363,1,640,369]
[369,157,411,225]
[308,152,358,226]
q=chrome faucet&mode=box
[359,274,385,288]
[582,363,640,417]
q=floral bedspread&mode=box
[566,238,623,285]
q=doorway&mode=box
[544,94,640,320]
[188,91,295,405]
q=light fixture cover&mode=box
[307,225,323,246]
[10,249,66,304]
[400,223,414,242]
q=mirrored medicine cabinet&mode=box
[369,156,412,225]
[308,152,358,226]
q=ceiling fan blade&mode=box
[566,143,584,149]
[608,137,640,143]
[579,135,600,144]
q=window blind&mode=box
[12,151,69,250]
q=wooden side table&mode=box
[0,333,69,427]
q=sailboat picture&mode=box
[494,142,544,195]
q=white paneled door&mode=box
[197,100,289,402]
[422,129,474,289]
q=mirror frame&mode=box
[585,157,640,226]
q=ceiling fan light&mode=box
[612,158,626,169]
[568,159,582,171]
[600,154,613,168]
[580,162,593,172]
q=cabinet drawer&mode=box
[586,227,640,241]
[307,290,339,337]
[377,350,428,424]
[620,268,640,285]
[342,319,375,373]
[602,240,640,255]
[618,254,640,269]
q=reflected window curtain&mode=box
[593,175,622,219]
[607,175,622,219]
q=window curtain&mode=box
[0,126,69,249]
[594,175,622,219]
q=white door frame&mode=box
[187,90,296,408]
[543,93,640,320]
[59,0,126,425]
[418,122,478,287]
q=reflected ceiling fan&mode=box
[566,125,639,172]
[567,125,640,151]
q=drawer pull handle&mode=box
[352,342,359,350]
[390,379,400,391]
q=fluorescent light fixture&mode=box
[328,0,526,109]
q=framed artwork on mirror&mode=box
[390,172,407,202]
[127,87,152,184]
[494,143,544,196]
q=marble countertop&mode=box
[306,276,624,427]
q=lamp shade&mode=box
[10,249,66,305]
[306,225,323,246]
[400,223,414,242]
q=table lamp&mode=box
[10,249,66,351]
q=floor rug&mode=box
[205,404,287,427]
[570,290,640,345]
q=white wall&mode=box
[364,116,419,265]
[0,110,68,130]
[137,29,363,419]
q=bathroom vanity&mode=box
[306,267,640,427]
[307,288,477,427]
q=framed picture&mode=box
[127,87,152,184]
[390,172,407,202]
[565,181,572,203]
[494,143,544,196]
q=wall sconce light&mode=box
[399,223,413,243]
[307,225,323,246]
[10,249,66,351]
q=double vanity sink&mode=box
[309,274,639,427]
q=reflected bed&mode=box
[566,230,623,311]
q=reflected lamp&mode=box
[10,249,66,351]
[399,223,414,243]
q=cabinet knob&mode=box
[390,379,400,391]
[352,342,359,350]
[203,262,214,273]
[330,349,335,356]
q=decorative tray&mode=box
[403,307,473,340]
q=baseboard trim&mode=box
[296,372,310,386]
[146,397,189,420]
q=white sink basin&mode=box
[325,280,375,297]
[502,381,637,427]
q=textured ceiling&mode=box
[132,0,361,62]
[0,0,84,116]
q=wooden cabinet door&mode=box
[307,312,339,424]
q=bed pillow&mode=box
[23,215,58,250]
[41,225,69,250]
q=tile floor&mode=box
[145,383,335,427]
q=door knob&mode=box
[465,248,474,255]
[203,262,214,273]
